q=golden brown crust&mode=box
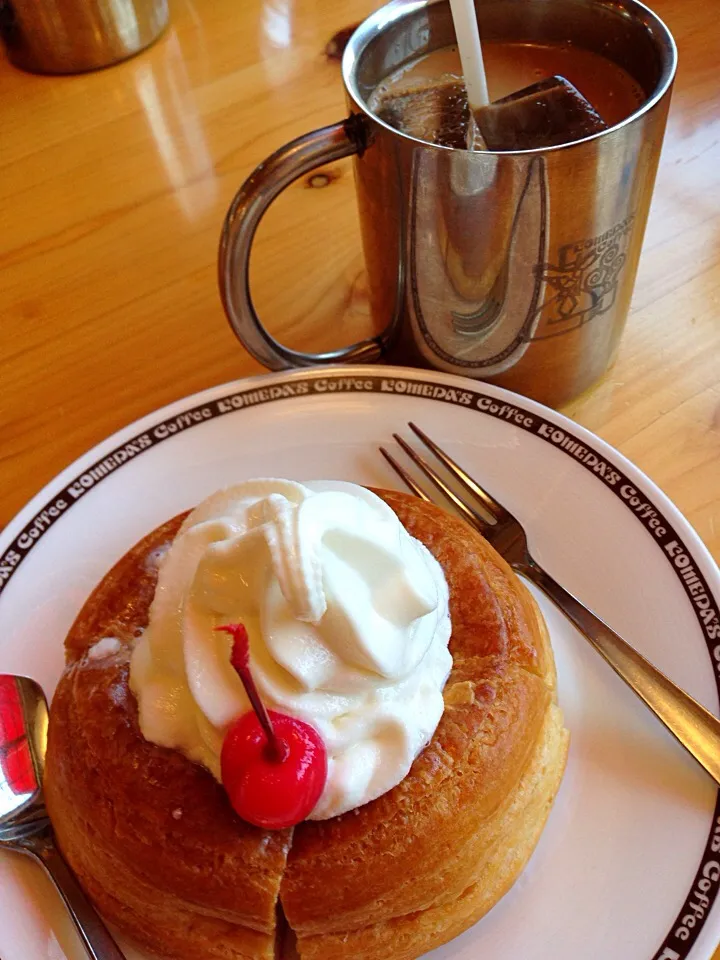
[44,489,568,960]
[45,515,292,952]
[281,492,564,939]
[293,701,568,960]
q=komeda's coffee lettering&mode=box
[665,541,720,641]
[67,435,153,499]
[216,382,310,412]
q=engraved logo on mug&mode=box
[530,214,635,340]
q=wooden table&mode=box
[1,0,719,950]
[1,0,718,557]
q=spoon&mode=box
[0,673,127,960]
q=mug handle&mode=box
[219,116,393,370]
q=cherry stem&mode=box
[216,623,289,763]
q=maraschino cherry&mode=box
[216,623,327,830]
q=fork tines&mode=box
[381,423,507,535]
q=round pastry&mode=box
[45,484,568,960]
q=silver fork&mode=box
[381,422,720,786]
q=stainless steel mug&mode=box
[218,0,676,408]
[0,0,168,74]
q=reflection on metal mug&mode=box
[218,0,676,408]
[413,150,546,373]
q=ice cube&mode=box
[374,78,471,149]
[474,75,607,151]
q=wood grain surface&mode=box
[0,0,719,949]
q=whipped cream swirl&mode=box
[129,479,452,820]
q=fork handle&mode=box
[523,559,720,785]
[17,825,127,960]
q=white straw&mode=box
[448,0,490,111]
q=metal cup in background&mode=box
[0,0,169,74]
[219,0,677,408]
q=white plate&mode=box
[1,366,720,960]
